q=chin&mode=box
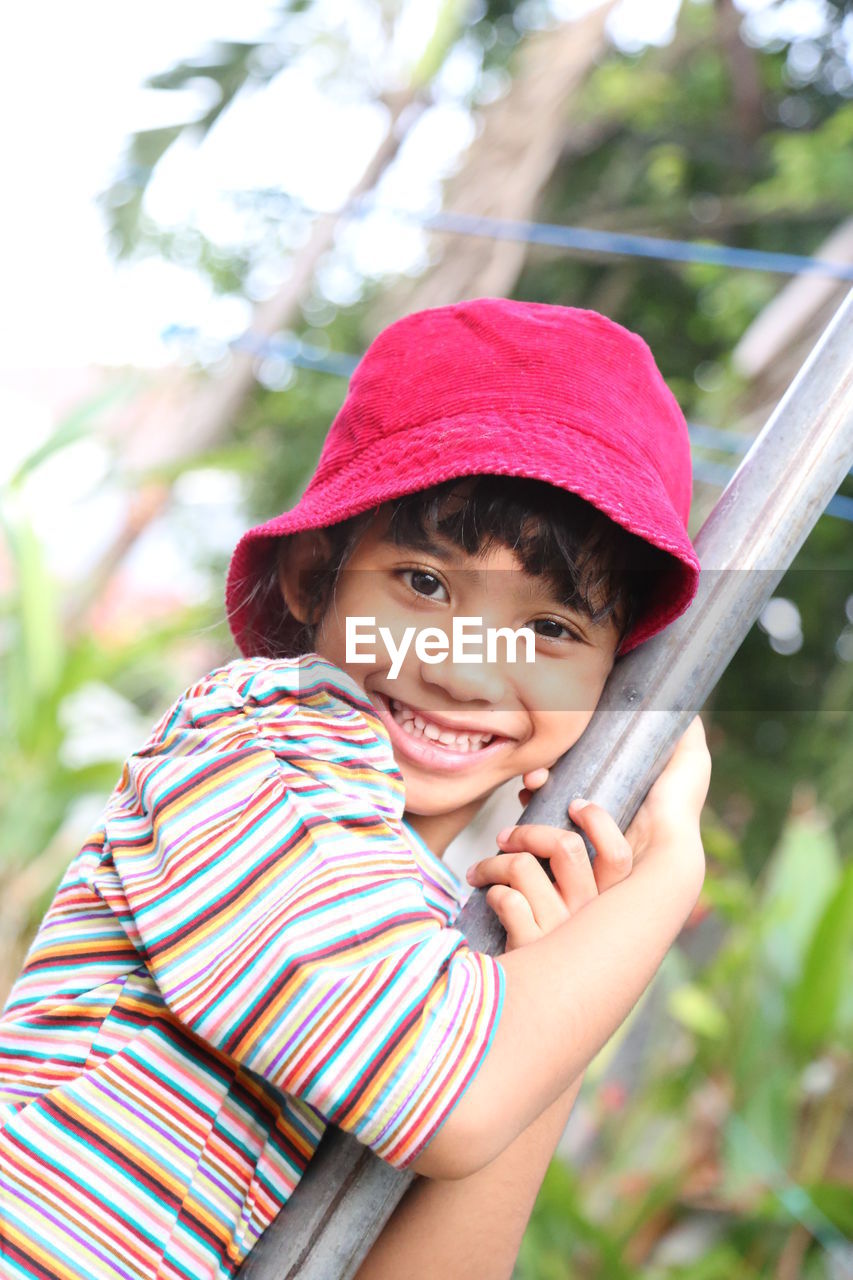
[404,783,490,813]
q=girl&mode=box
[0,297,711,1280]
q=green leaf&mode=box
[100,126,185,256]
[723,1072,794,1194]
[758,814,841,986]
[0,505,63,708]
[667,982,729,1039]
[6,378,139,490]
[803,1181,853,1237]
[518,1158,639,1280]
[787,860,853,1054]
[409,0,468,89]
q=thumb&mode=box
[648,716,711,813]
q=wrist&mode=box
[640,830,706,895]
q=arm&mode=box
[355,1073,585,1280]
[357,723,709,1274]
[409,717,710,1180]
[410,838,701,1179]
[106,659,508,1171]
[354,751,652,1279]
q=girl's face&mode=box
[279,504,621,857]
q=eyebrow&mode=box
[383,530,595,634]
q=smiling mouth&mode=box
[387,697,500,753]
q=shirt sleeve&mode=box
[92,661,506,1171]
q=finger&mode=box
[673,715,712,802]
[645,716,712,816]
[664,716,708,777]
[496,822,591,862]
[518,767,549,808]
[567,800,633,894]
[480,829,597,920]
[470,849,572,931]
[492,823,598,915]
[547,832,600,913]
[484,884,540,951]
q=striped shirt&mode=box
[0,653,505,1279]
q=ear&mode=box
[276,530,333,624]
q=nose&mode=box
[420,648,510,707]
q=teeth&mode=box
[388,697,495,751]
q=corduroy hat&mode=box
[225,297,700,658]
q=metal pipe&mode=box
[236,287,853,1279]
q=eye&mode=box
[397,568,450,602]
[530,617,584,644]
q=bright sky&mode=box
[0,0,682,591]
[2,0,683,376]
[3,0,326,371]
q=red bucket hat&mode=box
[225,297,700,658]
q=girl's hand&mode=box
[624,714,711,867]
[470,716,711,951]
[518,717,710,867]
[466,798,634,952]
[517,767,550,810]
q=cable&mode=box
[244,189,853,281]
[161,323,853,523]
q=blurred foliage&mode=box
[100,2,315,258]
[99,0,528,263]
[0,404,229,987]
[3,0,853,1274]
[515,809,852,1278]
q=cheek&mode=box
[526,658,610,718]
[529,709,592,760]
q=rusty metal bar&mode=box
[237,287,853,1280]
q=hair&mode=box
[236,475,676,658]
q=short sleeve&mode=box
[93,658,505,1171]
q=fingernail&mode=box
[570,797,590,810]
[465,865,477,881]
[497,827,513,843]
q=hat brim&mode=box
[225,413,700,660]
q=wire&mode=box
[228,327,361,378]
[162,323,853,523]
[246,189,853,281]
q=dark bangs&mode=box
[381,475,672,641]
[254,474,674,656]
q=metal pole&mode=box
[236,287,853,1280]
